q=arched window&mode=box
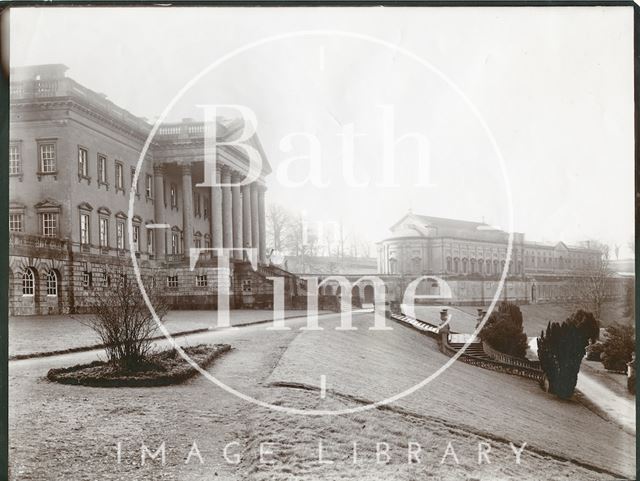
[446,257,452,272]
[462,258,468,274]
[22,268,35,296]
[46,270,59,296]
[453,258,459,273]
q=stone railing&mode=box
[482,340,541,369]
[11,77,150,134]
[156,122,205,139]
[441,332,544,382]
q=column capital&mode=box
[231,170,244,183]
[219,164,231,175]
[180,163,192,175]
[153,164,165,175]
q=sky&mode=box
[9,6,635,257]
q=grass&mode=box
[457,299,632,336]
[46,344,231,387]
[267,313,635,478]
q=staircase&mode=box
[447,340,492,361]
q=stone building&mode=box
[377,212,616,304]
[9,64,299,315]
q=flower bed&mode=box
[47,344,231,387]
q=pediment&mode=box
[97,206,111,215]
[78,201,94,211]
[115,211,127,219]
[35,198,61,210]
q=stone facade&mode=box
[9,64,292,316]
[378,212,602,279]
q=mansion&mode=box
[9,64,299,315]
[377,213,615,304]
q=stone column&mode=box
[152,165,166,257]
[231,171,243,260]
[258,184,267,264]
[242,184,252,256]
[250,183,259,253]
[211,167,223,248]
[221,167,233,249]
[181,164,194,256]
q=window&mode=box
[195,238,202,249]
[130,168,139,195]
[446,257,452,272]
[203,197,209,219]
[194,193,201,216]
[9,213,23,232]
[9,143,21,174]
[116,222,125,250]
[78,147,88,177]
[242,279,252,293]
[80,213,90,245]
[171,232,179,254]
[99,218,109,247]
[196,275,208,287]
[145,174,153,198]
[22,268,35,296]
[98,155,107,184]
[132,225,140,252]
[39,143,56,173]
[167,276,178,288]
[147,229,154,254]
[115,162,124,190]
[41,213,58,237]
[82,271,92,289]
[46,270,58,296]
[170,184,177,208]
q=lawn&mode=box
[457,299,631,336]
[8,309,315,357]
[268,313,635,478]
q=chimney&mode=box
[439,309,448,322]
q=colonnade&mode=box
[153,164,267,264]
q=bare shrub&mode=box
[80,266,169,371]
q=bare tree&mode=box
[266,202,290,252]
[569,244,613,320]
[80,265,169,371]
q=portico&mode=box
[153,122,271,264]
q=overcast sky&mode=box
[10,6,635,257]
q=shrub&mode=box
[537,321,589,399]
[601,323,635,372]
[79,266,169,371]
[566,309,599,343]
[479,302,528,358]
[585,342,604,361]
